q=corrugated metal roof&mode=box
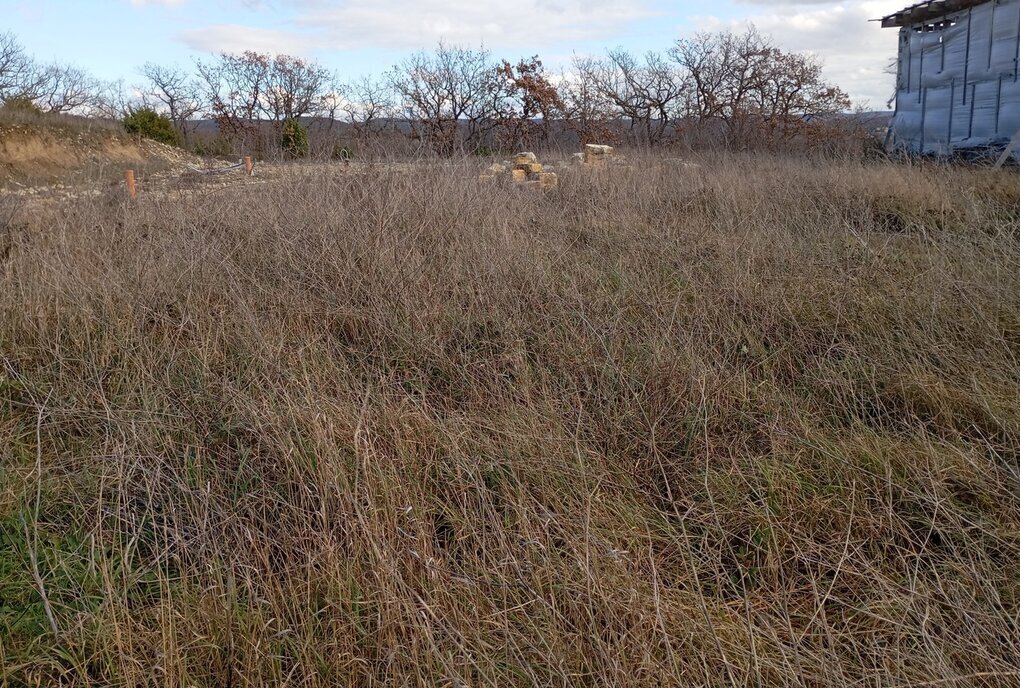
[880,0,991,28]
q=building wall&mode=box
[890,0,1020,154]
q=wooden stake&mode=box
[244,156,253,176]
[994,128,1020,170]
[125,169,136,199]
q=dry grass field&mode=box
[1,154,1019,687]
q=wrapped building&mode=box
[883,0,1020,156]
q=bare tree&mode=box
[670,29,761,135]
[263,54,331,122]
[0,32,34,100]
[635,51,688,143]
[196,51,270,147]
[1,34,100,114]
[493,56,564,151]
[195,51,335,153]
[583,49,686,147]
[389,44,500,156]
[0,32,52,105]
[316,78,344,132]
[670,26,849,147]
[558,55,618,146]
[30,63,99,114]
[753,49,851,129]
[89,78,135,120]
[342,74,395,136]
[141,62,202,143]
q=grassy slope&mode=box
[1,155,1019,686]
[0,111,194,190]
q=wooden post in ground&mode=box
[125,169,136,199]
[994,128,1020,170]
[244,156,253,176]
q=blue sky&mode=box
[4,0,913,108]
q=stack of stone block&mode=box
[479,152,558,190]
[581,144,614,169]
[479,162,508,180]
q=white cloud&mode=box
[179,0,657,55]
[128,0,186,6]
[128,0,266,7]
[692,2,910,109]
[736,0,849,5]
[306,0,655,49]
[173,0,912,108]
[179,24,314,55]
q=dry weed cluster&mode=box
[1,155,1019,686]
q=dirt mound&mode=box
[0,117,201,190]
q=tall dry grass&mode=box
[1,154,1019,687]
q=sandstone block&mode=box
[537,172,558,189]
[583,144,614,163]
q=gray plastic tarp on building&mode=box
[890,0,1020,155]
